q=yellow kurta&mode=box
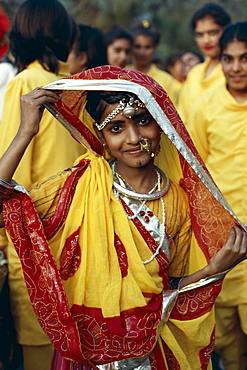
[178,59,225,125]
[127,63,181,106]
[187,83,247,307]
[0,60,85,345]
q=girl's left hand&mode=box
[206,225,247,276]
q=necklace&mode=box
[111,161,168,264]
[112,162,169,201]
[114,170,159,220]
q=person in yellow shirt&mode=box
[127,21,180,106]
[0,1,85,369]
[187,21,247,370]
[178,3,231,124]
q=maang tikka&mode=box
[95,96,145,130]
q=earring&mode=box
[154,144,161,157]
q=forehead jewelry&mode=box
[139,137,155,158]
[96,96,145,130]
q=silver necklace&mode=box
[111,161,168,264]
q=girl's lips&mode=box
[125,148,143,154]
[230,75,245,82]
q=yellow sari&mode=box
[3,66,242,369]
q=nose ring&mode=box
[139,137,155,157]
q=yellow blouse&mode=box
[187,83,247,306]
[178,59,225,125]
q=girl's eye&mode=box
[139,117,151,126]
[109,125,123,133]
[222,56,231,63]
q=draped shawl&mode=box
[2,66,243,369]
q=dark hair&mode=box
[86,91,138,123]
[163,52,183,73]
[131,21,161,46]
[181,50,204,63]
[73,25,107,69]
[219,21,247,57]
[190,3,231,31]
[10,0,77,73]
[104,25,133,47]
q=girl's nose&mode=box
[126,125,141,144]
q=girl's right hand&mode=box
[20,87,61,138]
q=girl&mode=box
[0,66,246,369]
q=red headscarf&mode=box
[0,10,11,58]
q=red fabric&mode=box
[3,192,86,364]
[199,328,216,369]
[0,10,11,58]
[42,159,90,239]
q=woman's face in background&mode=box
[107,38,132,68]
[194,17,224,59]
[132,34,156,68]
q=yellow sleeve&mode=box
[177,78,191,125]
[186,98,209,163]
[0,76,35,188]
[28,168,73,220]
[0,228,8,247]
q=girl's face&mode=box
[181,52,202,77]
[96,105,160,170]
[107,38,132,68]
[132,34,156,68]
[67,50,87,74]
[194,17,224,59]
[221,40,247,97]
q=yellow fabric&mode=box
[187,82,247,306]
[214,305,247,370]
[0,60,85,345]
[162,310,215,369]
[127,63,181,106]
[178,59,225,125]
[24,149,217,368]
[22,345,54,370]
[187,82,247,368]
[29,152,191,311]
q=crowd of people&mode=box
[0,1,247,370]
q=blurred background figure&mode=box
[163,51,184,83]
[180,50,204,79]
[128,20,180,105]
[67,24,107,74]
[187,21,247,370]
[178,3,231,124]
[0,10,16,121]
[104,24,133,68]
[0,1,85,369]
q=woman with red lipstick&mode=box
[187,22,247,370]
[0,66,247,369]
[178,3,231,125]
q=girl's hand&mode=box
[20,87,61,138]
[205,225,247,276]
